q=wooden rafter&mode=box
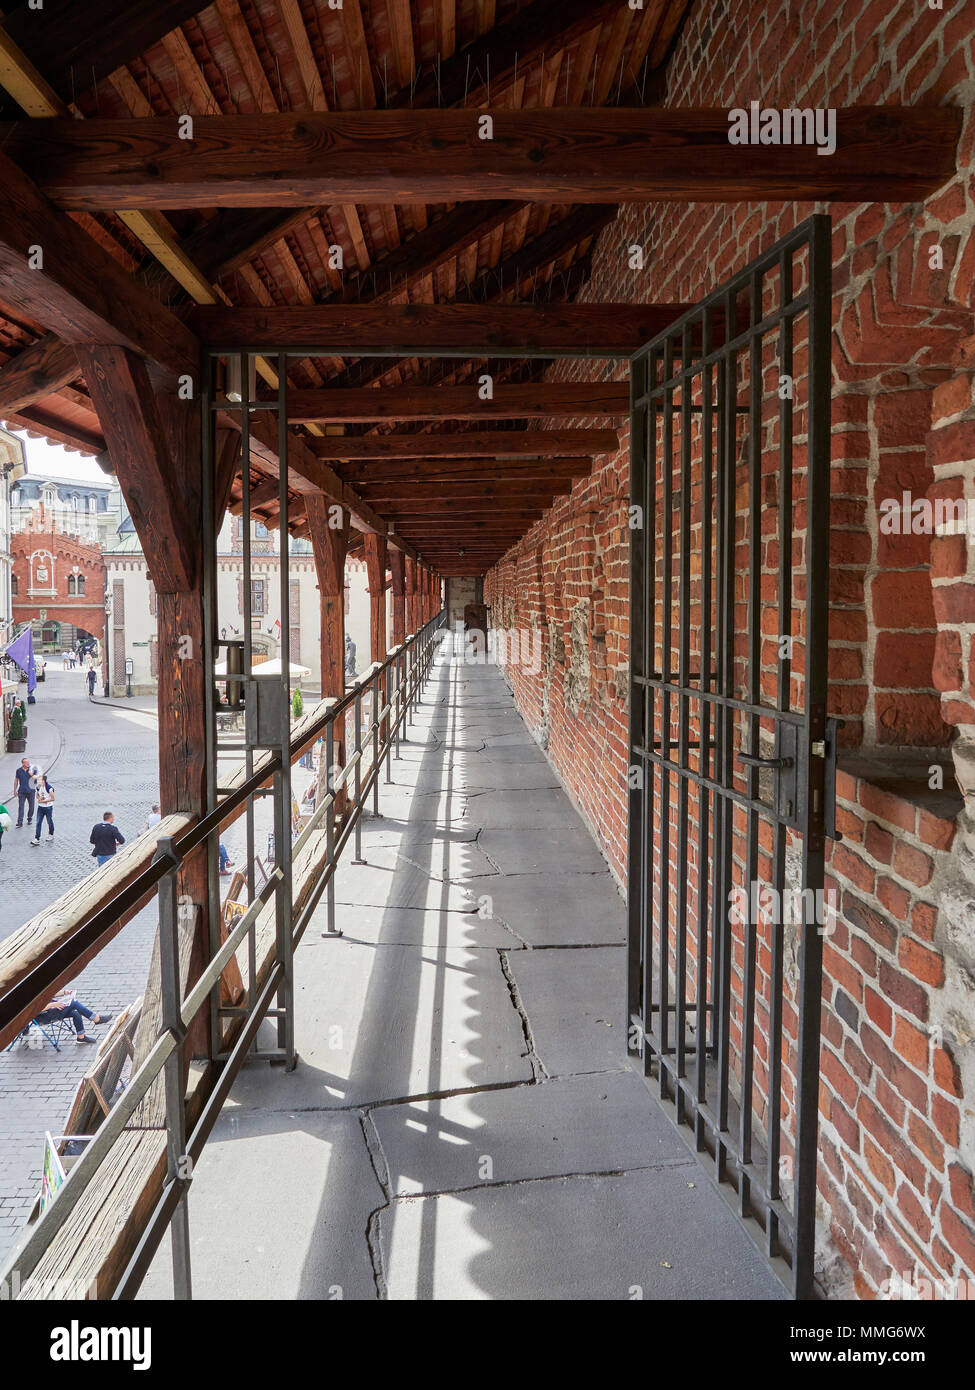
[0,1,212,107]
[0,334,79,414]
[76,346,197,592]
[0,147,199,379]
[387,0,622,109]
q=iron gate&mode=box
[626,215,835,1299]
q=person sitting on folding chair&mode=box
[34,989,112,1045]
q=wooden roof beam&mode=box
[354,482,573,501]
[336,457,591,482]
[312,429,615,460]
[9,108,960,208]
[196,303,688,357]
[282,381,629,423]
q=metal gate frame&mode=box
[626,215,834,1299]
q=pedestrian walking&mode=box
[30,774,55,845]
[144,803,161,832]
[12,756,35,828]
[86,666,96,697]
[90,811,125,866]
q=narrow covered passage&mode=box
[143,657,783,1301]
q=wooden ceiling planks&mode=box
[0,0,697,567]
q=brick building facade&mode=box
[10,513,106,654]
[486,0,975,1297]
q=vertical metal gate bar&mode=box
[738,269,763,1216]
[240,355,257,1018]
[695,310,715,1118]
[274,352,295,1069]
[157,847,192,1300]
[714,286,738,1167]
[658,335,674,1079]
[641,366,658,1063]
[674,320,694,1109]
[627,351,648,1032]
[766,245,795,1247]
[792,217,831,1299]
[201,359,221,1058]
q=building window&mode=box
[10,573,17,597]
[77,575,86,596]
[254,521,270,539]
[67,575,76,595]
[251,578,266,616]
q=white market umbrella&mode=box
[215,657,311,678]
[250,658,311,678]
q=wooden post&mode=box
[306,494,350,805]
[389,549,406,649]
[405,555,417,638]
[416,563,427,628]
[78,345,211,1061]
[363,532,388,753]
[363,532,388,665]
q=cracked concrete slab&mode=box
[331,852,493,911]
[477,824,609,875]
[371,1070,690,1196]
[478,871,625,947]
[324,903,518,950]
[452,742,546,763]
[461,787,604,832]
[227,941,535,1111]
[447,762,561,792]
[139,1108,384,1300]
[354,820,483,849]
[379,1165,786,1300]
[505,945,628,1075]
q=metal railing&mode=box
[0,608,446,1301]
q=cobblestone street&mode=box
[0,667,163,1261]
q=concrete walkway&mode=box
[143,656,784,1301]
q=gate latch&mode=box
[819,716,844,842]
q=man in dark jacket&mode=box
[90,811,125,867]
[12,757,35,827]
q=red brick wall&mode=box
[485,0,975,1297]
[821,770,973,1295]
[11,522,107,648]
